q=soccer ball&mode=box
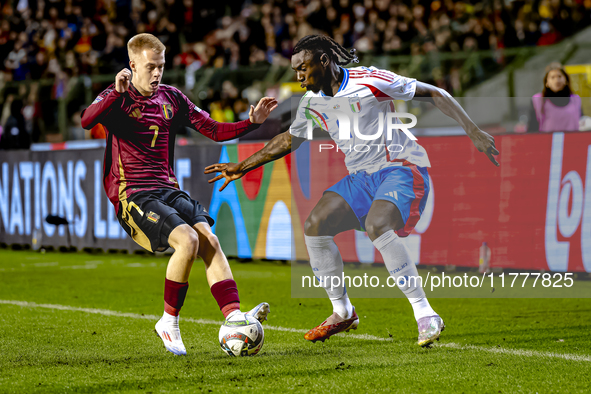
[219,311,265,357]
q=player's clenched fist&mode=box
[116,69,131,93]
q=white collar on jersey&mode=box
[337,67,349,93]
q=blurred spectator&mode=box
[478,241,491,274]
[234,98,251,121]
[69,110,87,140]
[528,62,582,132]
[0,97,30,150]
[90,123,107,139]
[0,0,590,140]
[4,40,28,81]
[2,0,588,81]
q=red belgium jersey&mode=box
[81,83,257,214]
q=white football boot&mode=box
[417,315,445,347]
[155,315,187,355]
[246,302,271,323]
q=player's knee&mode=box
[366,216,395,240]
[183,231,200,259]
[205,232,221,252]
[169,226,200,259]
[305,211,329,235]
[306,209,345,236]
[304,215,316,235]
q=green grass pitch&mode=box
[0,249,590,393]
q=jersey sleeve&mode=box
[179,92,211,130]
[81,84,122,129]
[176,90,259,142]
[365,67,416,101]
[289,93,312,139]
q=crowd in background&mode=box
[0,0,590,143]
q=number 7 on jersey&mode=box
[150,125,159,147]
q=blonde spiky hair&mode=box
[127,33,166,59]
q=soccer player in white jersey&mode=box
[205,35,499,347]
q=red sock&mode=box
[221,302,240,317]
[211,279,240,318]
[164,279,189,316]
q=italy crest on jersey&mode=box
[349,96,361,112]
[162,103,173,119]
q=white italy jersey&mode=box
[289,66,431,174]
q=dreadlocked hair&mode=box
[293,35,359,66]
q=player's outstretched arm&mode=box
[195,97,278,142]
[413,81,500,166]
[81,69,130,129]
[204,130,305,192]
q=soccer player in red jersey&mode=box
[81,34,277,355]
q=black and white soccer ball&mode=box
[219,311,264,357]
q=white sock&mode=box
[305,235,354,319]
[331,292,354,319]
[372,230,436,320]
[162,311,179,326]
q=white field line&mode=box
[439,342,591,362]
[1,299,589,362]
[0,299,381,340]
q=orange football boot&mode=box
[304,308,359,342]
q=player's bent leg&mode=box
[366,200,443,347]
[192,222,270,323]
[365,200,405,242]
[303,192,360,342]
[155,223,199,356]
[304,191,358,237]
[193,222,232,286]
[167,224,200,282]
